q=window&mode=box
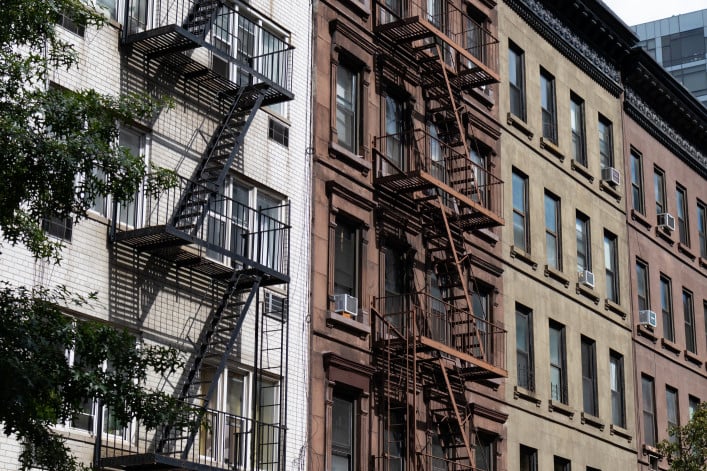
[698,202,706,258]
[519,445,537,471]
[554,456,571,471]
[387,409,405,471]
[472,289,492,361]
[42,216,73,241]
[380,0,402,23]
[57,11,86,37]
[199,366,279,468]
[384,246,407,330]
[475,433,496,471]
[509,42,526,120]
[576,212,591,273]
[661,28,706,67]
[516,305,534,391]
[636,261,650,312]
[384,95,405,174]
[654,168,666,216]
[334,218,360,298]
[540,69,557,143]
[332,396,355,471]
[549,321,567,404]
[570,93,586,166]
[630,150,645,214]
[268,118,289,147]
[512,169,529,252]
[545,192,561,270]
[581,336,598,416]
[604,231,618,302]
[688,396,700,419]
[598,115,613,169]
[683,289,696,354]
[642,375,657,446]
[660,275,674,342]
[336,65,359,153]
[610,351,625,427]
[676,185,689,245]
[666,386,679,442]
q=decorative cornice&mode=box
[624,88,707,178]
[504,0,622,96]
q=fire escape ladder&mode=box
[171,87,266,235]
[184,0,222,39]
[157,270,262,456]
[434,358,474,464]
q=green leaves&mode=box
[658,402,707,470]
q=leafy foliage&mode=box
[658,402,707,470]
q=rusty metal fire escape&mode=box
[101,0,293,469]
[372,1,504,470]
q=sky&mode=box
[601,0,706,26]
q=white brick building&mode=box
[0,0,310,469]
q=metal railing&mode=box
[112,174,290,277]
[375,0,499,74]
[99,404,282,471]
[373,292,506,372]
[373,129,503,217]
[123,0,294,93]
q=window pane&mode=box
[334,221,357,296]
[661,276,674,341]
[631,151,644,214]
[336,66,357,152]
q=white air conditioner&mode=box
[638,310,657,328]
[334,294,358,317]
[601,167,621,186]
[657,213,676,232]
[578,269,595,289]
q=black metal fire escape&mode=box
[102,0,293,469]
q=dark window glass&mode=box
[512,170,529,252]
[545,192,561,270]
[554,456,571,471]
[509,42,526,120]
[610,351,625,427]
[540,69,557,143]
[642,375,657,446]
[631,150,645,214]
[334,219,359,297]
[268,118,289,147]
[604,231,618,302]
[660,275,674,342]
[676,185,689,246]
[666,386,679,443]
[516,305,534,391]
[697,202,706,258]
[42,216,73,241]
[570,93,586,166]
[598,115,613,169]
[576,212,591,272]
[636,261,650,312]
[549,321,567,404]
[684,289,696,354]
[654,168,666,215]
[332,396,355,471]
[581,337,598,416]
[336,65,358,153]
[520,446,537,471]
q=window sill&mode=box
[544,265,569,287]
[326,310,371,338]
[637,324,657,342]
[631,209,652,230]
[581,412,605,431]
[513,385,541,406]
[341,0,371,18]
[661,337,681,355]
[677,242,696,261]
[470,86,495,109]
[548,400,575,419]
[610,424,632,442]
[599,180,622,202]
[684,349,703,367]
[510,246,538,270]
[571,159,594,183]
[507,113,534,140]
[474,227,499,245]
[540,137,565,162]
[329,142,371,176]
[642,444,662,458]
[576,282,600,305]
[604,298,627,319]
[655,226,675,245]
[700,257,707,269]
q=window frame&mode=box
[519,445,538,471]
[630,149,645,215]
[581,336,598,416]
[654,167,666,216]
[544,191,562,271]
[598,114,613,169]
[660,274,674,342]
[515,304,534,391]
[642,375,657,447]
[474,432,497,471]
[676,184,690,246]
[636,260,650,312]
[333,216,362,299]
[665,385,679,442]
[336,63,360,154]
[540,68,557,143]
[332,395,356,471]
[683,289,696,354]
[609,350,625,428]
[570,93,586,166]
[512,169,530,252]
[553,455,571,471]
[549,320,567,404]
[604,230,618,303]
[697,201,707,258]
[508,41,526,120]
[576,212,591,273]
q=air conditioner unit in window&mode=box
[638,310,657,328]
[334,294,358,318]
[601,167,621,186]
[657,213,676,232]
[578,269,595,289]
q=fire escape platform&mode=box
[114,224,289,286]
[375,169,505,229]
[375,17,499,87]
[124,26,294,106]
[101,452,231,471]
[418,335,507,380]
